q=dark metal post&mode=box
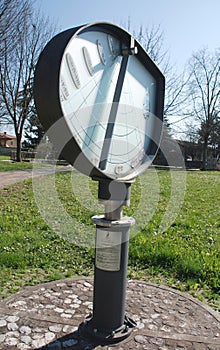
[92,223,131,332]
[82,179,136,344]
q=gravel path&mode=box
[0,166,73,189]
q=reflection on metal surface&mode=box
[96,230,122,271]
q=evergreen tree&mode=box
[23,111,44,149]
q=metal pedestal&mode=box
[81,179,136,344]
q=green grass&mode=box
[0,170,219,310]
[0,159,34,171]
[0,155,10,160]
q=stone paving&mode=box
[0,278,219,349]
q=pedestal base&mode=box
[79,313,136,345]
[0,278,219,349]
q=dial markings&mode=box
[107,35,118,57]
[66,53,80,89]
[59,29,162,179]
[60,77,69,100]
[96,40,106,65]
[82,46,94,76]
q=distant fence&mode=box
[185,160,202,169]
[10,150,68,165]
[0,146,17,156]
[0,147,36,160]
[3,147,219,170]
[10,150,36,161]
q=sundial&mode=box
[34,22,165,346]
[34,22,164,181]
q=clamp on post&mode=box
[121,36,138,56]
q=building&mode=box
[0,132,17,148]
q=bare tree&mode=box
[0,0,31,128]
[187,48,220,169]
[0,0,31,56]
[134,24,169,72]
[0,0,55,161]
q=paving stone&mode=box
[54,307,64,313]
[161,324,172,332]
[193,344,207,350]
[69,294,79,299]
[32,338,46,348]
[0,278,219,349]
[148,324,158,330]
[134,334,146,344]
[0,319,7,332]
[17,343,30,350]
[32,327,45,333]
[46,304,55,309]
[62,325,78,333]
[136,322,144,329]
[7,322,19,331]
[0,334,6,343]
[5,337,19,346]
[70,303,80,308]
[6,331,20,338]
[6,316,20,323]
[165,339,176,347]
[20,335,32,345]
[45,332,56,343]
[9,300,27,309]
[65,309,76,314]
[84,282,92,288]
[19,326,32,335]
[151,338,164,346]
[64,298,72,304]
[61,313,72,318]
[49,325,63,333]
[32,333,44,340]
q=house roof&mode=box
[0,133,16,140]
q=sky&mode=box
[36,0,220,74]
[34,0,219,137]
[5,0,219,137]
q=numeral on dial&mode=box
[60,77,69,100]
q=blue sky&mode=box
[36,0,220,74]
[4,1,216,137]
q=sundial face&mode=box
[34,23,165,181]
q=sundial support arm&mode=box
[99,43,138,171]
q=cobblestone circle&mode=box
[0,278,219,349]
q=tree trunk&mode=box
[16,133,22,162]
[201,138,208,170]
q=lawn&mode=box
[0,156,10,160]
[0,157,34,171]
[0,169,219,310]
